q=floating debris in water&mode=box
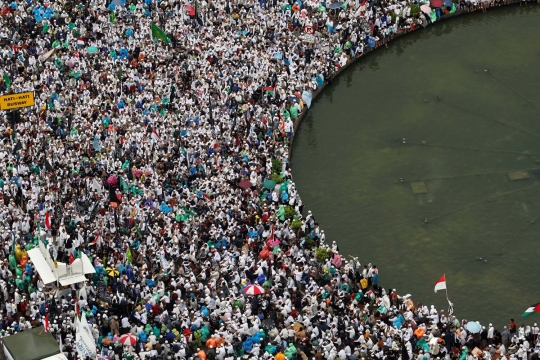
[507,170,530,181]
[411,181,427,194]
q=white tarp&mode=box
[27,248,57,284]
[81,253,96,274]
[28,240,94,286]
[59,275,87,286]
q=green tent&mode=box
[2,327,63,360]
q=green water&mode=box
[291,5,540,328]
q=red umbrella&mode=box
[119,333,137,346]
[238,180,253,189]
[185,5,196,16]
[430,0,443,7]
[243,284,265,296]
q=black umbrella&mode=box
[317,323,330,332]
[262,318,275,331]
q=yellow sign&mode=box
[0,91,35,110]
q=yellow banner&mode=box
[0,91,35,110]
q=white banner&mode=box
[75,313,96,359]
[74,335,95,359]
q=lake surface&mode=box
[291,5,540,327]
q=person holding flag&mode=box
[434,274,454,315]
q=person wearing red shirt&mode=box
[509,318,517,335]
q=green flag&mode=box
[151,22,171,43]
[522,303,540,317]
[3,72,11,91]
[126,246,133,264]
[109,10,116,24]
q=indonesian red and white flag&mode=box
[45,212,51,230]
[90,231,101,246]
[359,0,367,11]
[434,274,447,293]
[151,129,160,142]
[269,225,275,242]
[75,300,81,318]
[43,314,50,332]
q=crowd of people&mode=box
[0,0,538,358]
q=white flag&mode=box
[161,254,170,270]
[75,313,96,358]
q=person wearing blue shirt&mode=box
[281,190,289,204]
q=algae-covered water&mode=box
[291,5,540,328]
